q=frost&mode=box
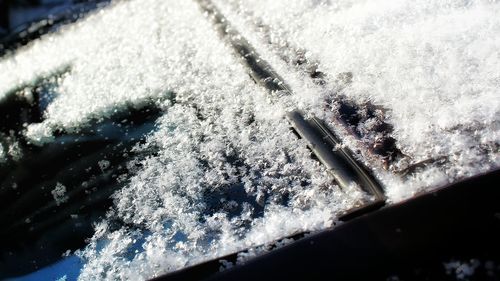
[98,160,111,172]
[219,259,234,271]
[7,140,23,161]
[214,0,500,201]
[0,145,5,164]
[444,259,482,280]
[0,0,499,280]
[51,182,69,206]
[0,133,24,162]
[25,122,56,145]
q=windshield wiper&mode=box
[195,0,385,212]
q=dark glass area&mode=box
[0,77,164,278]
[0,0,110,57]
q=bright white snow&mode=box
[0,0,499,280]
[214,0,500,200]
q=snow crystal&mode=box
[0,0,361,279]
[51,182,69,206]
[1,0,499,280]
[0,132,24,163]
[25,122,56,145]
[56,275,68,281]
[444,259,500,280]
[0,145,5,164]
[98,160,111,172]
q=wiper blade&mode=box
[195,0,385,207]
[287,111,385,201]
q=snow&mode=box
[444,259,481,280]
[1,0,360,279]
[213,0,500,201]
[0,145,6,164]
[0,0,499,280]
[443,259,500,280]
[51,182,69,206]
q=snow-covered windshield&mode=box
[0,0,498,280]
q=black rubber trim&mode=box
[195,0,385,201]
[287,111,385,201]
[195,0,291,94]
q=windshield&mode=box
[0,0,499,280]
